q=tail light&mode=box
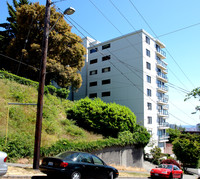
[60,162,68,168]
[4,157,7,163]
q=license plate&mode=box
[155,173,159,176]
[48,162,53,166]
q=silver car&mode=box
[0,151,8,176]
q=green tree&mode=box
[185,87,200,113]
[172,134,200,168]
[67,97,137,137]
[166,128,181,143]
[0,0,30,54]
[2,3,86,89]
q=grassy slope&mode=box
[0,79,102,147]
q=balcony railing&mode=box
[157,59,167,69]
[158,122,169,128]
[157,84,168,92]
[156,48,166,58]
[157,72,168,81]
[163,104,169,110]
[158,95,169,103]
[159,135,169,141]
[158,109,169,116]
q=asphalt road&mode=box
[29,174,198,179]
[119,174,197,179]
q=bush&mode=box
[0,70,69,99]
[150,146,162,165]
[0,133,34,161]
[67,97,137,137]
[161,159,182,169]
[41,131,150,157]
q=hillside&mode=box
[0,78,103,148]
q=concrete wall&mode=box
[92,145,144,168]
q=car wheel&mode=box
[169,173,173,179]
[180,174,183,179]
[108,171,114,179]
[71,171,81,179]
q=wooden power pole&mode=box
[33,0,51,169]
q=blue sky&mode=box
[1,0,200,126]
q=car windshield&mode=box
[158,164,173,170]
[56,152,79,161]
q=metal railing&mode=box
[157,84,169,92]
[156,59,167,69]
[157,72,168,81]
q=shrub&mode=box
[161,159,182,169]
[67,97,137,137]
[0,133,34,161]
[150,146,162,165]
[0,70,69,99]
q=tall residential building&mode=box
[70,29,169,152]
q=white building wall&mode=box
[72,30,169,153]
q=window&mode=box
[146,36,150,44]
[148,116,152,124]
[80,153,93,163]
[102,79,111,85]
[102,91,110,97]
[147,75,151,83]
[89,70,97,75]
[147,102,152,110]
[89,81,97,87]
[146,49,150,57]
[90,48,98,54]
[147,89,151,96]
[89,93,97,98]
[90,59,98,64]
[92,156,104,165]
[102,43,110,50]
[146,62,151,70]
[102,67,111,73]
[148,130,152,135]
[102,55,111,61]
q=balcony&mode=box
[156,59,167,70]
[156,48,166,59]
[163,104,169,110]
[158,109,169,117]
[157,72,168,83]
[157,95,169,104]
[157,84,168,93]
[158,122,169,129]
[158,135,169,142]
[155,40,165,48]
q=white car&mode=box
[0,151,8,176]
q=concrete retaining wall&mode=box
[92,145,143,168]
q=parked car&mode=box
[0,151,8,176]
[150,164,183,178]
[39,151,119,179]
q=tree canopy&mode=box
[1,2,86,89]
[172,133,200,168]
[185,87,200,113]
[0,0,30,54]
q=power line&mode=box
[158,22,200,37]
[0,53,40,71]
[65,21,197,126]
[127,0,196,89]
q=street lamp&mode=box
[33,0,75,169]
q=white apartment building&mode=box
[70,29,169,153]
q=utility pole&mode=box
[33,0,51,169]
